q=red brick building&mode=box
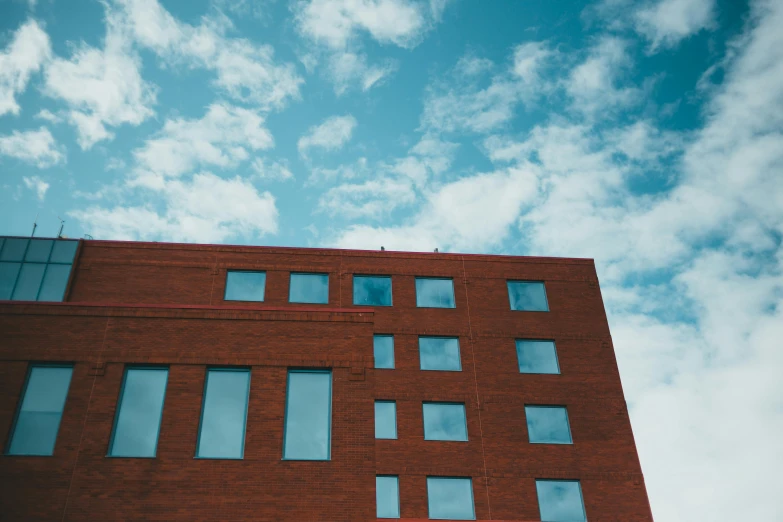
[0,237,653,521]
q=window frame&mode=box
[525,405,573,445]
[223,270,267,302]
[418,335,462,372]
[426,476,476,520]
[5,363,73,456]
[374,400,398,440]
[535,479,587,522]
[352,274,393,307]
[515,339,561,374]
[415,277,456,309]
[422,401,469,442]
[195,367,251,460]
[376,475,401,519]
[288,272,330,304]
[282,368,333,461]
[107,365,169,458]
[373,334,395,370]
[507,280,550,312]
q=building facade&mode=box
[0,236,653,521]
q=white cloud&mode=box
[635,0,716,51]
[22,176,50,200]
[0,127,65,168]
[318,177,416,219]
[34,108,61,123]
[252,158,295,182]
[70,172,278,243]
[298,114,357,157]
[0,19,51,117]
[42,10,156,149]
[327,51,396,95]
[511,41,557,92]
[133,102,273,179]
[111,0,302,109]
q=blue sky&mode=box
[1,0,782,519]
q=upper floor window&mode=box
[427,477,475,520]
[516,340,560,374]
[224,271,266,302]
[415,277,455,308]
[376,475,400,519]
[109,367,168,458]
[375,400,397,439]
[419,336,462,371]
[353,275,392,306]
[507,281,549,311]
[6,365,72,456]
[374,335,395,369]
[0,237,77,302]
[196,368,251,459]
[289,273,329,304]
[423,402,468,441]
[536,480,586,522]
[283,370,331,460]
[525,405,573,444]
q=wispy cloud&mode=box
[22,176,50,200]
[298,114,357,157]
[0,19,51,117]
[0,127,65,168]
[635,0,716,51]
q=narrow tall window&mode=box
[525,406,573,444]
[427,477,475,520]
[415,277,455,308]
[224,271,266,302]
[507,281,549,311]
[283,370,332,460]
[375,401,397,439]
[516,340,560,374]
[0,237,78,302]
[419,336,461,371]
[289,273,329,304]
[374,335,395,369]
[376,475,400,519]
[109,367,168,457]
[423,403,468,441]
[353,275,392,306]
[7,365,72,456]
[196,369,251,459]
[536,480,587,522]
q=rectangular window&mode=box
[6,365,72,456]
[415,277,455,308]
[109,367,168,457]
[283,370,331,460]
[289,273,329,304]
[376,475,400,519]
[427,477,475,520]
[375,401,397,439]
[525,405,572,444]
[536,480,586,522]
[196,368,251,459]
[0,237,77,302]
[224,271,266,302]
[353,275,392,306]
[419,336,461,371]
[374,335,395,369]
[423,403,468,441]
[508,281,549,311]
[516,340,560,374]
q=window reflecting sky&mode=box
[354,275,392,306]
[415,278,456,308]
[427,477,475,520]
[526,406,572,444]
[197,369,250,458]
[110,368,168,457]
[374,335,395,369]
[284,371,331,460]
[536,480,586,522]
[423,403,468,441]
[376,476,400,518]
[420,337,461,371]
[375,401,397,439]
[224,271,266,301]
[507,281,549,311]
[289,273,329,303]
[516,340,560,374]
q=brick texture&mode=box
[0,240,653,521]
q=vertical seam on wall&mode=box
[209,253,217,305]
[338,255,343,307]
[462,256,491,519]
[60,316,111,522]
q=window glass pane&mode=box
[376,476,400,518]
[197,369,250,459]
[49,240,78,264]
[0,238,29,261]
[25,239,53,262]
[423,403,468,441]
[37,264,72,302]
[415,278,455,308]
[289,273,329,304]
[224,271,266,302]
[353,275,392,306]
[508,281,549,311]
[516,340,560,374]
[427,477,475,520]
[526,406,572,444]
[8,366,72,455]
[536,480,586,522]
[0,262,21,300]
[283,370,331,460]
[419,337,461,371]
[11,263,46,301]
[374,335,395,369]
[375,401,397,439]
[109,368,168,457]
